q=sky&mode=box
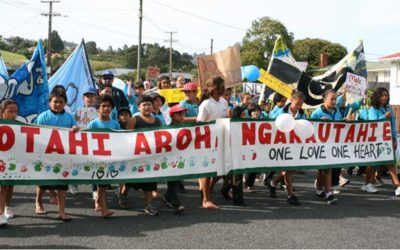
[1,0,400,61]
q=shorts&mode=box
[126,182,157,192]
[39,185,68,190]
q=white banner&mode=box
[0,119,394,184]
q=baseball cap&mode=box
[118,106,132,117]
[83,86,98,96]
[148,92,166,105]
[182,82,198,91]
[169,104,188,116]
[101,70,114,77]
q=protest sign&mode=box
[258,68,294,98]
[197,46,242,89]
[74,107,98,129]
[146,66,160,81]
[343,72,366,103]
[159,88,201,104]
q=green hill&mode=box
[0,50,27,66]
[90,60,124,71]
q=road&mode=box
[1,172,400,249]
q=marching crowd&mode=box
[0,70,399,226]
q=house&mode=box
[377,52,400,105]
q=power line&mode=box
[147,0,246,32]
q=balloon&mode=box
[244,65,260,81]
[275,113,295,133]
[294,119,315,139]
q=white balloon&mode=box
[294,119,315,139]
[275,113,295,133]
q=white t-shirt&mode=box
[197,97,228,122]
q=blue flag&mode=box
[0,55,8,77]
[0,40,48,123]
[49,39,95,113]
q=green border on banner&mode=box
[228,160,395,175]
[0,172,217,186]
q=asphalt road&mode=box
[1,171,400,249]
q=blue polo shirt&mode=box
[36,110,77,128]
[179,99,199,117]
[88,118,120,129]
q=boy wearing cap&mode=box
[179,82,199,123]
[161,104,188,214]
[99,70,129,111]
[74,86,98,129]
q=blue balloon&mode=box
[244,65,260,81]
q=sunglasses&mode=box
[102,76,113,80]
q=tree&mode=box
[292,38,347,70]
[85,41,98,55]
[44,30,64,53]
[241,16,294,68]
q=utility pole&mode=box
[136,0,143,84]
[41,0,61,75]
[164,31,177,79]
[210,38,213,54]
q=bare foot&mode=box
[202,201,218,209]
[101,210,114,218]
[57,213,71,222]
[35,204,47,215]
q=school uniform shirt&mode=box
[36,109,77,128]
[358,107,368,121]
[368,106,397,139]
[260,111,270,119]
[311,105,343,121]
[275,103,307,119]
[269,105,283,119]
[179,99,199,117]
[336,95,362,118]
[87,118,120,130]
[197,97,228,122]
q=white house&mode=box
[377,52,400,105]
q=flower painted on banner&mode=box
[34,161,43,172]
[20,164,28,173]
[53,163,62,174]
[161,157,168,169]
[62,171,69,178]
[0,160,5,173]
[153,164,160,171]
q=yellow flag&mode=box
[258,68,293,98]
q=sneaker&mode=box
[315,190,325,198]
[69,185,79,195]
[395,186,400,196]
[325,194,337,204]
[361,183,378,193]
[268,181,277,198]
[339,177,350,187]
[4,207,14,219]
[92,191,98,200]
[162,196,173,208]
[144,204,159,216]
[118,194,129,209]
[174,205,185,214]
[287,195,301,206]
[332,187,341,194]
[0,214,8,227]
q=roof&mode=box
[94,68,135,76]
[378,52,400,61]
[366,61,391,72]
[159,72,192,80]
